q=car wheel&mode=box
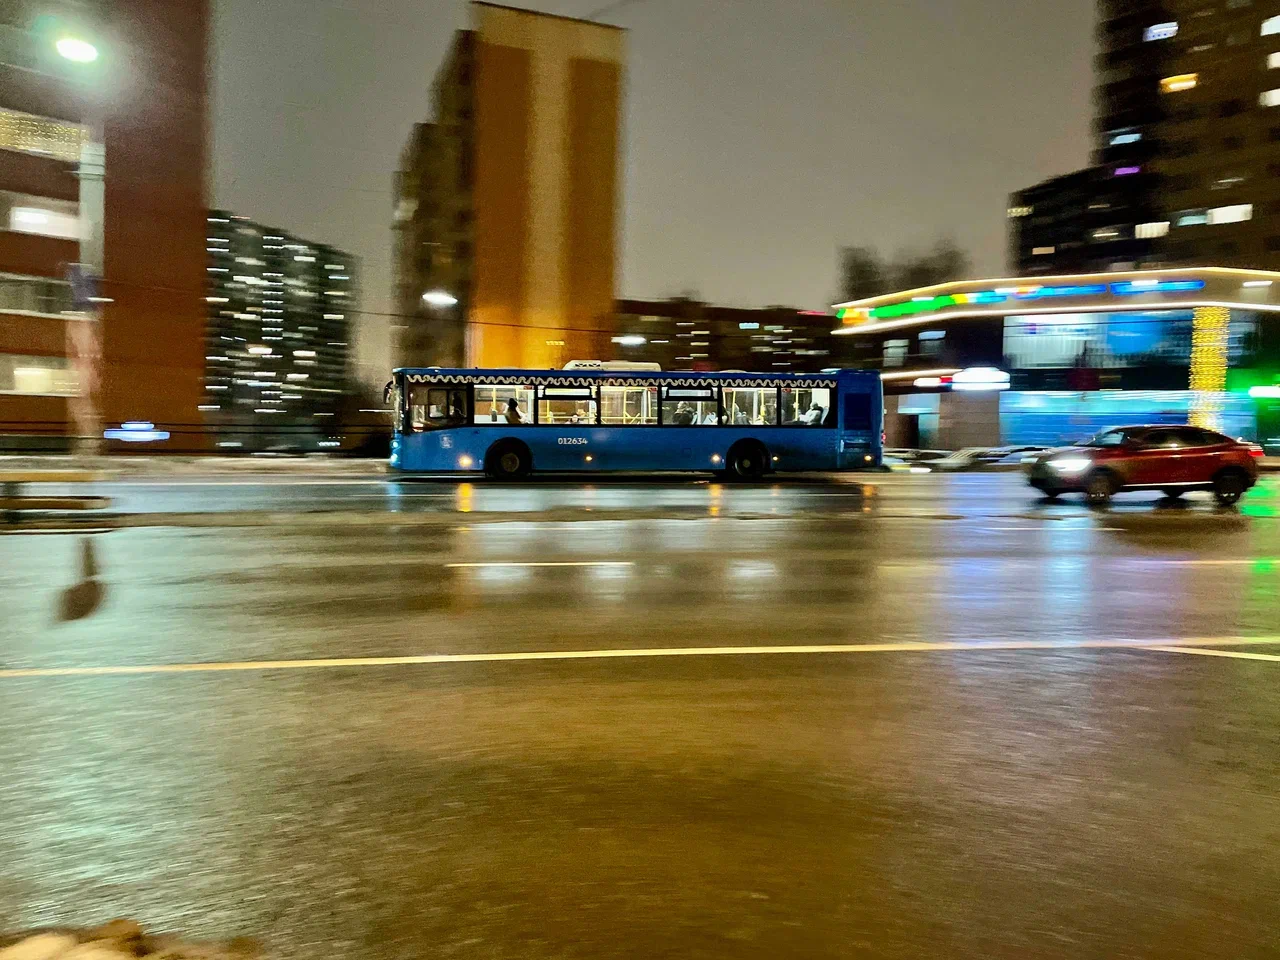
[1213,470,1246,506]
[1041,490,1060,501]
[1161,488,1184,499]
[1083,470,1115,506]
[485,441,532,480]
[725,442,767,482]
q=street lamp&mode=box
[422,290,458,308]
[56,37,99,63]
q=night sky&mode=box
[212,0,1096,383]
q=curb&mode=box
[0,455,387,478]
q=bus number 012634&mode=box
[558,437,589,446]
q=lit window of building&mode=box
[1207,204,1253,224]
[1,193,82,241]
[0,274,75,315]
[1161,74,1199,93]
[1109,131,1142,145]
[882,339,909,367]
[0,108,86,163]
[1262,88,1280,106]
[1032,246,1056,256]
[1269,52,1280,69]
[1145,22,1178,41]
[1007,206,1032,218]
[1176,210,1209,227]
[1263,15,1280,36]
[0,355,79,396]
[1135,221,1171,239]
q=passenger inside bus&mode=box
[448,393,466,421]
[801,402,825,425]
[671,402,695,425]
[505,398,527,424]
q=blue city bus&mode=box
[387,366,883,479]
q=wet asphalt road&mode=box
[3,472,1280,958]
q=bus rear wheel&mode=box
[485,441,532,480]
[725,441,768,482]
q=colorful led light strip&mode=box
[840,279,1210,323]
[1111,280,1206,295]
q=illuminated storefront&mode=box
[833,268,1280,451]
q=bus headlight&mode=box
[459,455,474,468]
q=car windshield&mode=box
[1080,429,1128,447]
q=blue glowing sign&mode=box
[1017,285,1109,300]
[1110,280,1206,295]
[104,421,170,443]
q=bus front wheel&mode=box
[485,440,532,480]
[725,441,769,482]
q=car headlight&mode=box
[1049,457,1091,474]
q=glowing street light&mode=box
[611,335,646,347]
[56,37,99,63]
[422,290,458,308]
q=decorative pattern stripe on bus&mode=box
[402,374,839,389]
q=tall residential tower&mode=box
[1011,1,1280,275]
[204,212,354,451]
[394,2,625,370]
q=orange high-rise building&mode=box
[394,2,624,370]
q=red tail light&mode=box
[1250,448,1265,458]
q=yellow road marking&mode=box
[1149,646,1280,663]
[3,636,1280,680]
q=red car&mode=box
[1027,425,1263,505]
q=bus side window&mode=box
[783,387,831,426]
[409,386,452,432]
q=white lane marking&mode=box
[1149,646,1280,663]
[446,561,635,568]
[4,636,1280,680]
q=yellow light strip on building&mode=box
[1189,306,1230,430]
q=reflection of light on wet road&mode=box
[730,560,777,579]
[456,482,474,513]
